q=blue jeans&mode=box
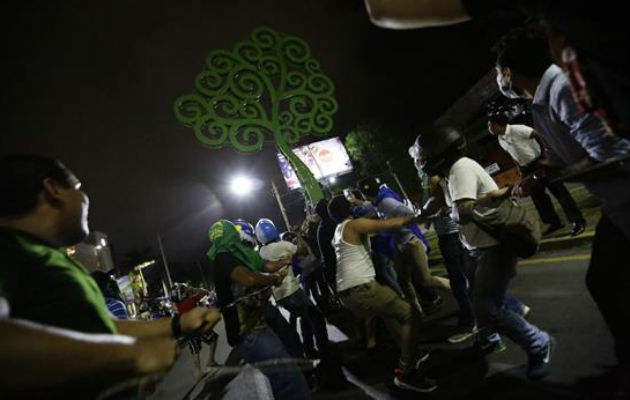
[438,233,474,327]
[504,293,525,315]
[278,290,330,358]
[237,327,311,400]
[471,245,548,355]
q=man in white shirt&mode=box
[328,195,436,393]
[487,115,585,236]
[412,127,553,380]
[255,219,330,360]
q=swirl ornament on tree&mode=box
[174,26,338,202]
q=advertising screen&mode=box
[276,137,353,190]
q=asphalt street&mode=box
[315,244,619,400]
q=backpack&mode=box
[472,197,541,258]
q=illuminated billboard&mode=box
[277,137,353,190]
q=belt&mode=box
[338,282,372,297]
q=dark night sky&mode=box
[2,1,513,263]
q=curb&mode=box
[538,230,594,252]
[428,230,595,266]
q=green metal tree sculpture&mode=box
[174,26,338,203]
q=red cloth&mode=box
[175,293,204,314]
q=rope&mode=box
[220,285,273,310]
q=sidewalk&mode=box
[427,183,600,267]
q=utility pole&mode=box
[156,232,174,291]
[271,180,291,231]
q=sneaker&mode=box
[394,371,438,393]
[570,222,586,236]
[543,223,564,236]
[520,304,531,319]
[527,335,555,380]
[447,326,478,344]
[415,350,430,368]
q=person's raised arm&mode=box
[364,0,470,29]
[557,83,630,163]
[343,215,418,245]
[0,318,177,395]
[351,215,416,236]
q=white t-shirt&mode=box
[259,241,300,301]
[332,220,376,292]
[443,157,500,250]
[498,124,541,167]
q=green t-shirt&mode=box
[0,228,117,334]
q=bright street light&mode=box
[231,175,254,196]
[328,176,336,184]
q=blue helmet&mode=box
[255,218,280,245]
[233,219,257,247]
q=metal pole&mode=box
[157,232,174,290]
[387,161,411,204]
[306,144,331,197]
[161,272,170,298]
[196,261,209,289]
[271,180,291,231]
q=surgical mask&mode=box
[496,67,523,99]
[411,142,438,177]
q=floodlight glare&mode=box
[328,176,337,184]
[231,176,254,195]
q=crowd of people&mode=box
[1,2,629,399]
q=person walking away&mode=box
[487,114,586,236]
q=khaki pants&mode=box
[340,281,412,347]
